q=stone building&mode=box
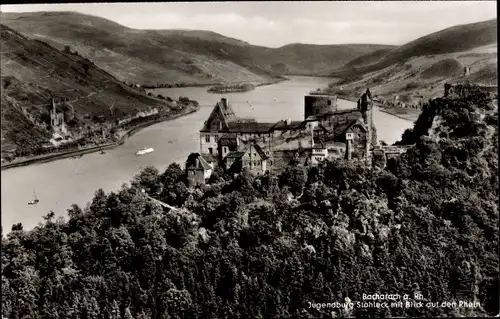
[185,153,213,187]
[224,143,269,174]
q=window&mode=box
[205,135,210,143]
[208,147,213,154]
[328,100,331,106]
[223,146,228,154]
[358,133,361,138]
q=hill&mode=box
[1,84,498,318]
[332,19,497,77]
[0,11,394,85]
[0,24,178,158]
[323,19,497,109]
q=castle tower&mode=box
[50,97,57,128]
[358,88,373,165]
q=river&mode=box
[1,76,414,231]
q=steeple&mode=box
[52,96,56,113]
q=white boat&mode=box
[28,191,39,205]
[136,147,154,155]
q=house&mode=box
[224,144,269,174]
[224,151,246,172]
[218,133,239,160]
[345,119,369,160]
[311,138,329,165]
[185,153,213,187]
[241,144,269,174]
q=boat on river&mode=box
[136,147,154,155]
[28,191,39,205]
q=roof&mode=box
[186,153,212,171]
[219,137,238,147]
[225,151,245,159]
[271,120,304,131]
[345,119,368,133]
[201,153,217,163]
[253,144,269,160]
[227,122,276,133]
[200,98,237,132]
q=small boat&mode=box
[136,147,154,155]
[28,191,39,205]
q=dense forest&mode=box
[2,84,498,318]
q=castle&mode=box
[186,90,375,187]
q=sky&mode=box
[1,2,497,47]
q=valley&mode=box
[1,4,498,319]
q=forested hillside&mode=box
[0,24,174,158]
[1,85,498,318]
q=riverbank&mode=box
[378,107,420,122]
[1,105,200,171]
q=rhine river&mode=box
[1,76,414,231]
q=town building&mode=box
[185,153,214,187]
[224,143,269,174]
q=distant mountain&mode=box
[0,24,173,156]
[0,11,394,85]
[325,19,497,105]
[332,19,497,77]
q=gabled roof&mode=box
[345,119,368,133]
[200,98,237,132]
[201,153,217,164]
[253,144,269,160]
[186,153,212,171]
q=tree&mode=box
[132,166,162,195]
[279,165,306,197]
